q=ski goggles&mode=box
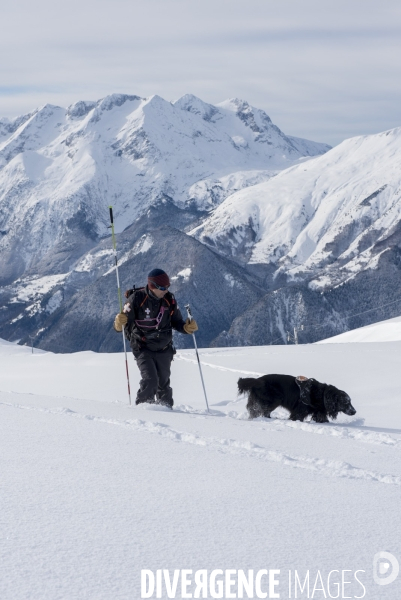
[151,282,170,291]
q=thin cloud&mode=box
[0,0,400,145]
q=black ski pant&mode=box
[133,346,174,407]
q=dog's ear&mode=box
[323,385,339,418]
[238,377,257,395]
[295,376,314,405]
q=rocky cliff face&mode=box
[212,245,401,347]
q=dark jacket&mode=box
[123,286,187,352]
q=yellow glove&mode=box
[114,312,128,332]
[183,318,198,334]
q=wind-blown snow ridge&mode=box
[319,315,401,344]
[2,400,400,485]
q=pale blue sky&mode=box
[1,0,400,145]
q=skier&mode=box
[113,268,198,408]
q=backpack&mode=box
[123,286,178,349]
[124,286,178,316]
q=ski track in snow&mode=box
[1,388,400,450]
[1,400,400,487]
[228,411,401,448]
[176,356,401,448]
[176,353,264,376]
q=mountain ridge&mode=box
[191,125,401,291]
[5,93,401,350]
[0,92,330,286]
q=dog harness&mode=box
[296,376,313,406]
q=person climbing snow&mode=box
[113,268,198,408]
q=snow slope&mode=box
[319,315,401,343]
[1,339,400,599]
[191,127,401,289]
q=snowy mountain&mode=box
[191,126,401,288]
[188,127,401,346]
[0,93,331,351]
[0,93,329,285]
[3,93,401,352]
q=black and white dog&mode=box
[238,374,356,422]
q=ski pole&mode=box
[185,304,210,413]
[108,206,132,406]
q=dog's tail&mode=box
[237,377,257,394]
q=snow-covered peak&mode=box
[0,92,331,283]
[95,93,140,112]
[173,94,218,121]
[191,125,401,289]
[217,97,274,131]
[66,100,97,119]
[141,94,175,115]
[0,112,35,141]
[217,97,254,113]
[65,95,143,121]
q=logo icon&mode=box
[373,552,399,586]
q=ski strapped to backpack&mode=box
[124,285,145,298]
